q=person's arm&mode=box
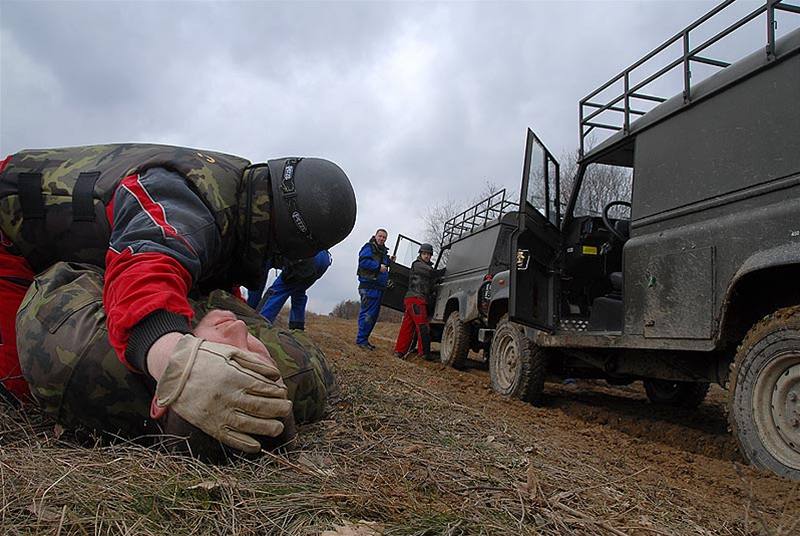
[103,167,222,377]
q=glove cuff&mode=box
[127,310,192,376]
[155,334,203,408]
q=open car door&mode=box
[510,128,562,332]
[381,234,423,312]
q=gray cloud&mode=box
[2,0,775,314]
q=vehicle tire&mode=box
[489,315,546,405]
[729,306,800,480]
[643,379,709,408]
[440,310,470,369]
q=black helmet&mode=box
[236,157,355,291]
[419,243,434,254]
[267,157,356,260]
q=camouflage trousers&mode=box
[15,262,338,438]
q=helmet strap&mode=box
[279,158,318,249]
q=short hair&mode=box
[375,228,388,235]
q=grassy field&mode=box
[2,315,798,535]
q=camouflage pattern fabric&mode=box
[0,143,274,290]
[194,290,339,424]
[15,263,154,437]
[16,263,337,438]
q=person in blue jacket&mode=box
[250,250,332,330]
[356,229,392,349]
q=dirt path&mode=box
[312,317,800,534]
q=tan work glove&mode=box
[153,334,292,453]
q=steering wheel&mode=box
[602,200,632,242]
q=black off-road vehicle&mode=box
[490,0,800,479]
[382,189,519,367]
[384,0,799,480]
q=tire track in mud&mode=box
[310,316,800,530]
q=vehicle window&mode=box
[393,235,422,267]
[572,163,633,219]
[525,134,559,226]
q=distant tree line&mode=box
[330,299,403,323]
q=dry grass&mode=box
[2,316,799,535]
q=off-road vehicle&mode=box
[490,0,800,479]
[382,190,518,367]
[383,0,799,480]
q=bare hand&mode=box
[380,264,389,273]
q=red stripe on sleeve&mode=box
[119,174,197,255]
[120,174,180,237]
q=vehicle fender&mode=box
[489,270,511,302]
[448,291,477,322]
[731,243,800,283]
[486,270,510,328]
[720,243,800,330]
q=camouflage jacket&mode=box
[0,144,272,371]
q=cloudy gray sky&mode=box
[1,0,787,314]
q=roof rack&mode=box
[441,189,519,247]
[579,0,800,157]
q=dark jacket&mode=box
[282,250,332,288]
[405,257,443,302]
[357,238,389,290]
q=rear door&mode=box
[510,128,562,331]
[381,234,422,312]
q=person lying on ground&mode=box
[0,144,355,458]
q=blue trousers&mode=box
[260,276,309,330]
[356,288,383,344]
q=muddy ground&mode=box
[2,315,799,535]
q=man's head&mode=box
[419,242,433,263]
[237,158,356,289]
[374,229,388,247]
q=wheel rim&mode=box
[753,350,800,469]
[493,329,519,392]
[441,319,455,363]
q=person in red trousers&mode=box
[393,243,443,361]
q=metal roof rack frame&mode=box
[579,0,800,157]
[441,189,519,247]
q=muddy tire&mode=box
[489,316,545,405]
[729,306,800,480]
[643,380,709,408]
[439,311,469,368]
[440,310,470,368]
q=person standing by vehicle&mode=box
[356,229,391,350]
[393,243,441,361]
[254,250,332,331]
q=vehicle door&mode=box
[381,234,422,312]
[510,128,562,331]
